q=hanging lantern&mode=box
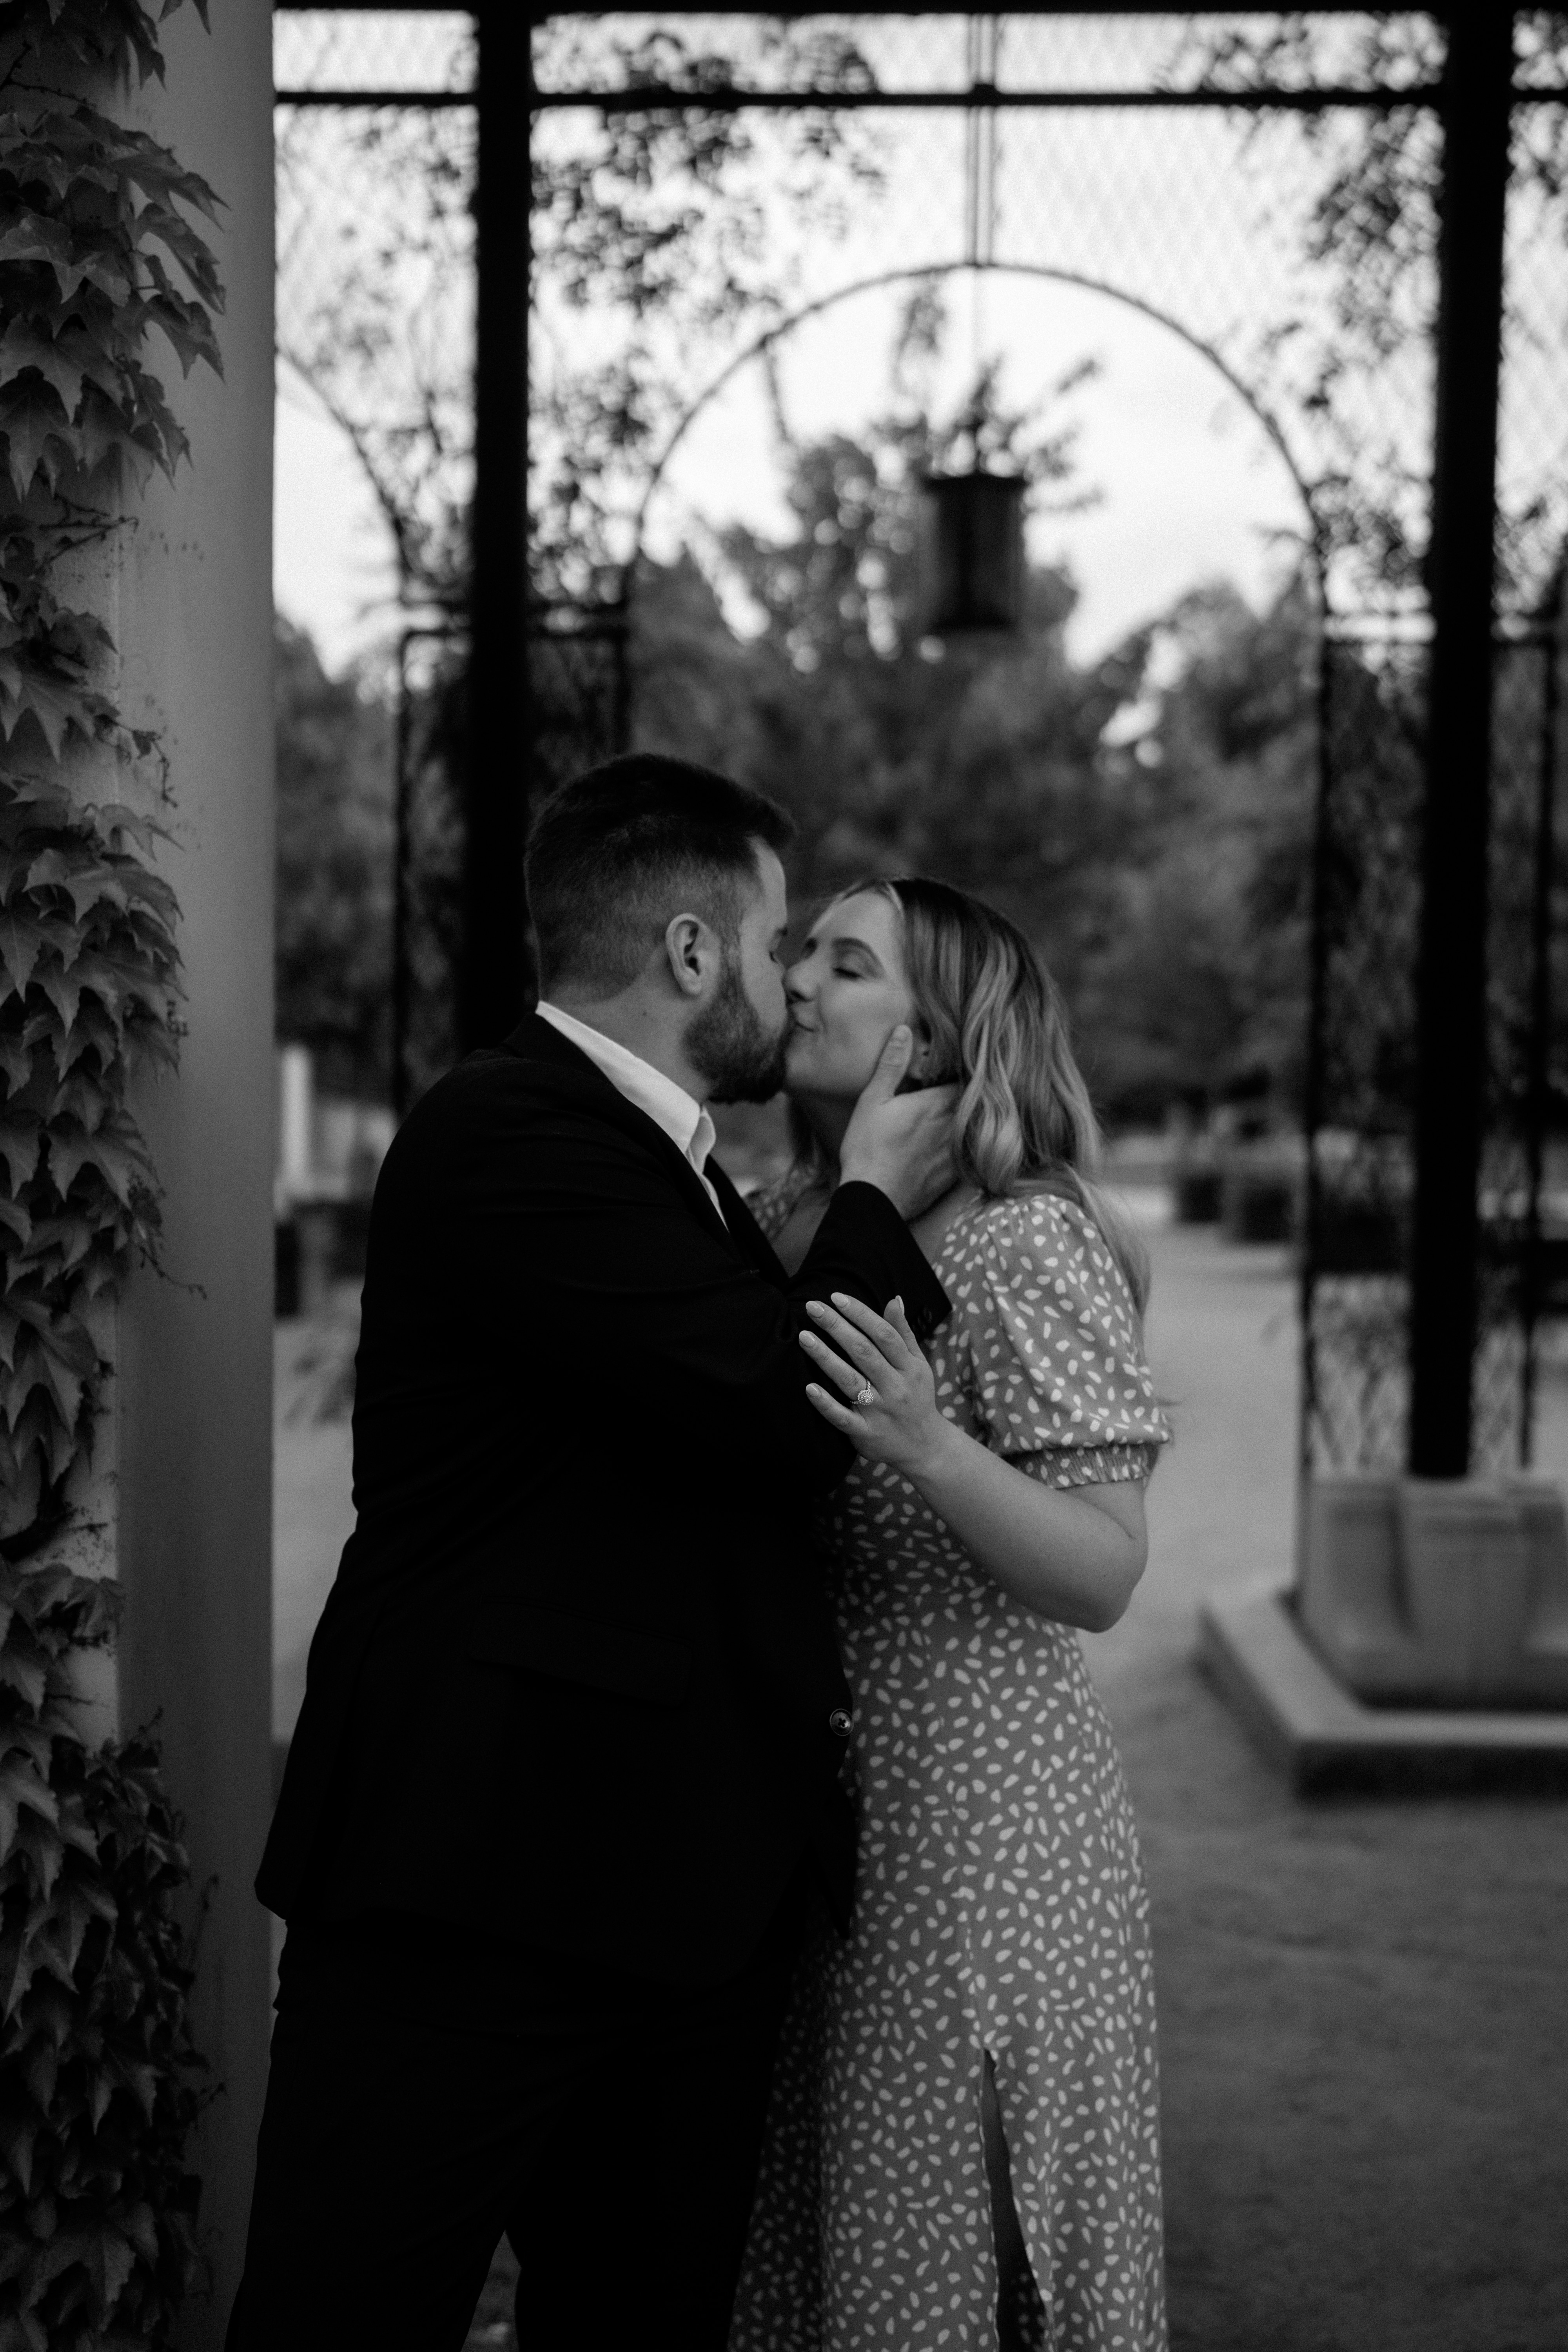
[918,469,1025,635]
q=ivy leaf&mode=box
[0,212,84,300]
[114,861,179,926]
[132,200,222,306]
[118,2200,158,2267]
[5,1386,77,1483]
[0,324,84,424]
[0,2103,37,2194]
[0,669,91,761]
[58,319,135,410]
[0,1646,49,1721]
[0,1031,33,1094]
[69,382,143,483]
[76,2230,135,2324]
[87,2065,115,2131]
[6,1302,95,1429]
[44,1073,107,1134]
[0,1117,42,1193]
[28,998,118,1081]
[0,909,51,1000]
[25,851,128,924]
[46,1125,150,1209]
[0,2234,34,2294]
[20,2039,56,2118]
[9,1295,96,1367]
[87,804,165,858]
[16,1971,73,2055]
[0,1717,50,1777]
[80,246,135,307]
[34,603,116,671]
[34,962,86,1034]
[0,381,69,502]
[84,944,173,1012]
[116,128,224,227]
[0,1757,60,1864]
[143,291,222,381]
[0,1430,42,1529]
[0,1197,29,1248]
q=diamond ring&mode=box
[856,1383,875,1407]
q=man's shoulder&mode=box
[381,1019,678,1195]
[401,1020,609,1136]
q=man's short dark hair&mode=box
[526,753,795,996]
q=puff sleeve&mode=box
[943,1192,1171,1490]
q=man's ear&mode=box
[663,912,712,999]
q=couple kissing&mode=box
[230,751,1171,2352]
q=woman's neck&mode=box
[792,1091,855,1178]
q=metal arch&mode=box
[612,254,1351,1492]
[624,257,1330,595]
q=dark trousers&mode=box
[225,1901,806,2351]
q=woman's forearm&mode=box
[907,1421,1147,1633]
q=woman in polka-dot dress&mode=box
[730,878,1170,2352]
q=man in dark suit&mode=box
[228,755,954,2350]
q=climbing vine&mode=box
[0,0,220,2342]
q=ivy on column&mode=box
[1,4,225,2343]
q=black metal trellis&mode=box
[390,621,467,1116]
[277,7,1568,1486]
[1299,559,1568,1477]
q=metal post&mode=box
[391,628,414,1115]
[1407,6,1514,1476]
[1519,567,1565,1461]
[1298,586,1338,1484]
[461,0,530,1053]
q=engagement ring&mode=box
[856,1383,876,1406]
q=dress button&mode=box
[828,1708,854,1737]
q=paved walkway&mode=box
[1098,1225,1568,2352]
[274,1225,1568,2350]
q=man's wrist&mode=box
[838,1160,899,1207]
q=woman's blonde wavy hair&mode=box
[817,876,1149,1316]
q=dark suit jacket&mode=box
[259,1014,950,1985]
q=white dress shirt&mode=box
[535,1000,726,1226]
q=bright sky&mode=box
[641,271,1308,663]
[274,368,401,667]
[275,300,1304,675]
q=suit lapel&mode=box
[502,1014,744,1258]
[708,1161,789,1291]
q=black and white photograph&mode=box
[1,9,1566,2350]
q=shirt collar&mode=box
[535,1001,716,1176]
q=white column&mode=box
[111,4,276,2340]
[278,1042,315,1203]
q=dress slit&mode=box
[984,2049,1048,2352]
